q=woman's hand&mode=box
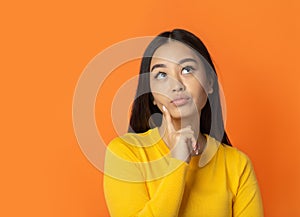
[162,105,197,163]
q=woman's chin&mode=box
[170,107,200,120]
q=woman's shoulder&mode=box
[220,142,249,156]
[203,134,253,168]
[106,128,161,158]
[215,140,255,175]
[108,128,160,147]
[219,143,251,163]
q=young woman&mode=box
[103,29,264,217]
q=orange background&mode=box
[1,0,300,216]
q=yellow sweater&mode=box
[104,127,263,217]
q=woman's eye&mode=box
[154,72,167,80]
[181,66,195,75]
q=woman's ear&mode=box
[207,76,214,94]
[153,100,157,105]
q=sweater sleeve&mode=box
[233,152,264,217]
[103,138,188,217]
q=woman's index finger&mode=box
[162,105,175,133]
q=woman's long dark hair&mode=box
[128,29,231,146]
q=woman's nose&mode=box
[170,76,185,92]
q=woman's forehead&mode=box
[151,40,200,64]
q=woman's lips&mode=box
[171,97,190,106]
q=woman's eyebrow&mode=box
[150,58,197,72]
[178,58,197,64]
[151,64,167,72]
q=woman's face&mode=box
[149,40,212,119]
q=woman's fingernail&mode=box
[162,105,166,111]
[193,143,199,155]
[193,143,197,151]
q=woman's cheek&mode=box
[152,93,170,107]
[151,83,172,102]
